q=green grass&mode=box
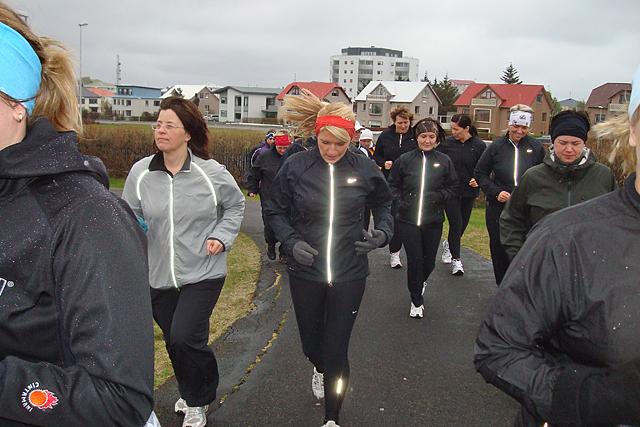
[153,233,260,389]
[442,206,491,260]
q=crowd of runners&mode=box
[1,1,640,425]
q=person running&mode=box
[436,114,486,275]
[264,89,393,427]
[388,118,458,318]
[500,110,617,260]
[474,104,545,285]
[373,105,418,268]
[244,130,275,183]
[474,64,640,427]
[123,97,245,427]
[247,130,291,262]
[0,5,156,426]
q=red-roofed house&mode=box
[454,83,553,137]
[586,82,632,124]
[277,82,351,108]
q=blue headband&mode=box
[630,64,640,118]
[266,132,275,140]
[0,22,41,114]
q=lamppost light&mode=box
[79,21,88,27]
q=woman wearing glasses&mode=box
[123,96,245,427]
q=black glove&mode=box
[292,241,319,266]
[354,229,387,255]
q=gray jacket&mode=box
[123,150,245,290]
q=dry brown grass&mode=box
[153,233,260,388]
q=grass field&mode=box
[442,207,491,260]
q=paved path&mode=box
[152,199,519,427]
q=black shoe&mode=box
[267,245,276,260]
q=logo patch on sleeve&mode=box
[22,383,58,412]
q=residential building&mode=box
[112,84,163,120]
[85,87,115,114]
[276,82,351,107]
[79,87,103,114]
[559,98,580,111]
[354,81,440,129]
[451,79,474,95]
[214,86,280,122]
[330,46,420,98]
[162,84,222,117]
[82,77,117,93]
[585,82,632,124]
[454,83,553,137]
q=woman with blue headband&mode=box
[0,3,155,426]
[475,65,640,427]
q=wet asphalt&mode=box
[147,199,519,427]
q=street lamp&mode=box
[78,22,88,114]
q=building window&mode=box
[361,103,366,111]
[291,87,300,95]
[542,112,547,122]
[474,109,491,123]
[331,89,339,97]
[350,70,353,74]
[200,93,204,98]
[377,70,382,75]
[205,104,209,112]
[620,91,631,103]
[221,110,227,117]
[377,61,383,66]
[422,89,430,98]
[480,89,496,99]
[126,100,131,106]
[372,86,387,96]
[154,100,160,106]
[125,110,132,117]
[429,106,435,115]
[537,94,543,103]
[145,100,149,106]
[350,61,354,65]
[369,103,383,115]
[235,96,241,107]
[350,79,353,83]
[344,70,347,74]
[344,61,347,65]
[415,106,420,114]
[205,93,209,99]
[463,109,469,115]
[244,96,249,106]
[221,96,227,104]
[594,113,606,123]
[89,98,98,104]
[369,120,382,127]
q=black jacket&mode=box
[474,134,545,204]
[388,149,458,226]
[0,120,154,427]
[475,174,640,427]
[372,125,418,179]
[264,147,393,283]
[436,135,486,198]
[247,143,283,201]
[500,149,617,260]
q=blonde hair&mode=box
[509,104,534,114]
[0,2,80,134]
[279,89,355,143]
[591,109,640,176]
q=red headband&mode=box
[274,135,291,147]
[315,115,355,139]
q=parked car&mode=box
[203,114,218,121]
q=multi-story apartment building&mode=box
[112,85,163,119]
[330,46,420,99]
[214,86,280,122]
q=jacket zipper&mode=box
[399,133,403,148]
[169,175,179,289]
[327,164,335,285]
[417,153,427,226]
[511,140,519,187]
[567,177,572,207]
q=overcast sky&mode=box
[7,0,640,102]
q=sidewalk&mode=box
[153,199,518,426]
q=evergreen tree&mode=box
[430,74,460,116]
[501,63,522,84]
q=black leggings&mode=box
[151,278,224,407]
[397,220,443,306]
[389,201,403,253]
[485,202,511,286]
[444,196,477,259]
[289,276,366,423]
[260,200,277,248]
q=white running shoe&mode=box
[410,302,424,318]
[322,421,340,427]
[312,367,325,399]
[175,397,188,414]
[182,405,208,427]
[422,281,427,295]
[441,240,452,264]
[390,251,402,268]
[452,259,464,276]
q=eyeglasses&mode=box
[151,123,184,131]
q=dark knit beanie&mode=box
[550,112,589,142]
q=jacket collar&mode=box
[149,148,192,174]
[624,173,640,215]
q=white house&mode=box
[354,81,440,129]
[162,84,222,117]
[112,85,163,120]
[214,86,281,122]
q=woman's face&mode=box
[154,109,190,155]
[508,124,529,143]
[317,129,349,164]
[451,121,470,141]
[276,145,287,155]
[394,116,411,134]
[417,131,438,152]
[553,136,585,163]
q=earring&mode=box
[17,113,24,123]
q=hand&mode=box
[469,178,478,188]
[293,241,319,266]
[497,191,511,203]
[385,160,393,170]
[248,192,257,198]
[355,229,387,255]
[207,239,224,256]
